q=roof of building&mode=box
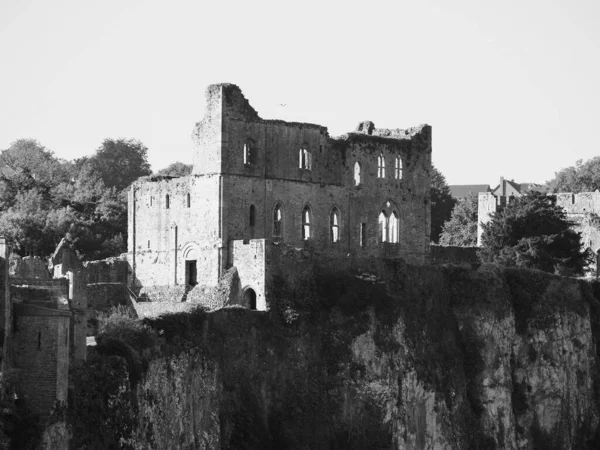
[448,184,491,198]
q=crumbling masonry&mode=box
[128,84,433,310]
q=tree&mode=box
[479,192,591,275]
[156,162,193,177]
[546,157,600,193]
[439,193,478,246]
[87,138,152,192]
[430,165,456,243]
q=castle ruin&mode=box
[128,84,433,309]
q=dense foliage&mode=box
[439,193,478,246]
[0,138,151,259]
[156,161,193,177]
[430,165,456,243]
[546,157,600,193]
[479,192,592,274]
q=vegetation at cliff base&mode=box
[479,191,592,274]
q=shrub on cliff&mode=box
[479,192,592,275]
[98,306,158,353]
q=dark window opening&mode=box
[249,204,256,227]
[360,223,367,247]
[185,261,197,286]
[147,240,150,249]
[187,193,191,208]
[165,194,170,209]
[150,196,154,206]
[244,288,257,310]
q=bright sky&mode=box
[1,0,599,185]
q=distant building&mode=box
[448,184,491,199]
[490,177,546,197]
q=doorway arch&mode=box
[243,287,257,310]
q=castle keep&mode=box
[128,84,433,309]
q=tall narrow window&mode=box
[379,211,388,242]
[302,206,311,240]
[243,143,251,165]
[395,157,403,179]
[299,148,312,170]
[360,223,367,247]
[273,203,283,239]
[389,212,399,243]
[354,162,361,186]
[165,194,170,209]
[150,196,154,206]
[249,204,256,227]
[377,155,386,178]
[330,208,340,243]
[186,193,191,208]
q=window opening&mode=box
[377,155,386,178]
[150,196,154,206]
[147,240,150,249]
[354,162,361,186]
[185,261,198,286]
[244,288,257,310]
[379,211,388,242]
[243,143,251,165]
[330,208,340,243]
[302,206,311,240]
[165,194,170,209]
[389,212,399,243]
[299,148,312,170]
[395,157,403,179]
[360,223,367,247]
[186,193,191,208]
[273,204,283,238]
[249,204,256,227]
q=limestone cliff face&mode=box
[73,260,600,449]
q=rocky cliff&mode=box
[69,259,600,449]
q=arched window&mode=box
[302,206,311,240]
[378,211,388,242]
[165,194,170,209]
[330,208,340,243]
[377,155,385,178]
[273,203,283,239]
[249,204,256,227]
[389,212,399,243]
[299,148,312,170]
[354,162,361,186]
[378,201,400,244]
[395,157,403,179]
[186,193,191,208]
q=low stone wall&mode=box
[84,257,129,284]
[138,285,189,303]
[133,302,199,319]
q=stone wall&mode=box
[84,257,128,284]
[86,283,129,312]
[9,256,51,280]
[12,308,70,419]
[229,239,266,310]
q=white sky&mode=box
[1,0,599,185]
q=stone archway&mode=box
[243,288,257,310]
